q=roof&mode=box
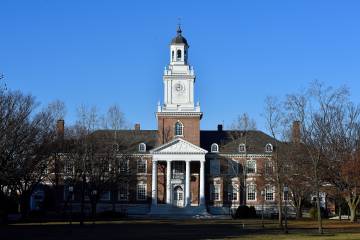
[171,26,189,46]
[91,130,158,153]
[200,130,278,154]
[90,129,279,155]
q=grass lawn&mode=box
[1,219,359,240]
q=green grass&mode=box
[2,218,360,240]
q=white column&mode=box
[151,160,158,206]
[166,160,171,204]
[185,161,191,207]
[199,160,205,206]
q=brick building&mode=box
[33,26,291,217]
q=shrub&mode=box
[234,205,257,219]
[309,207,328,219]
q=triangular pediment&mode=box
[150,137,208,154]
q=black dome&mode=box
[171,26,188,46]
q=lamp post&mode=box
[283,186,289,234]
[261,190,265,228]
[68,186,74,225]
[91,190,97,224]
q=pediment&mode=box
[150,137,207,154]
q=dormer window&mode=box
[239,144,246,153]
[265,143,273,153]
[175,121,183,136]
[211,143,219,153]
[139,143,146,153]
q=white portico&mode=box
[149,138,207,214]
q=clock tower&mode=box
[157,26,202,146]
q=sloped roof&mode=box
[200,130,278,154]
[91,130,158,153]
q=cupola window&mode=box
[176,49,182,61]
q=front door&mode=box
[173,186,184,207]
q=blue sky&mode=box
[1,0,360,132]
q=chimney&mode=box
[134,123,141,131]
[292,121,301,144]
[217,124,223,131]
[56,119,64,140]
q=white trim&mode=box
[211,143,219,153]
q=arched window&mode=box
[239,143,246,153]
[265,143,273,153]
[176,49,182,61]
[211,143,219,153]
[171,50,174,61]
[175,121,183,136]
[138,143,146,152]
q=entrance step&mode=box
[148,205,211,218]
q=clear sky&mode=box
[1,0,360,132]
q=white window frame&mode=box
[227,159,238,175]
[211,143,219,153]
[264,160,273,175]
[175,121,184,136]
[137,158,147,174]
[211,184,221,201]
[246,160,256,174]
[265,143,273,153]
[228,183,239,201]
[210,158,220,175]
[265,185,275,201]
[118,183,128,201]
[247,184,257,201]
[138,143,146,152]
[239,143,246,153]
[119,159,129,174]
[136,183,147,201]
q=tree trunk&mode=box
[296,200,303,219]
[277,183,283,228]
[314,168,323,234]
[347,201,357,223]
[19,192,31,219]
[338,203,342,221]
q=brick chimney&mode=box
[134,123,140,131]
[292,121,301,144]
[56,119,64,140]
[217,124,223,131]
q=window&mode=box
[247,184,256,201]
[119,159,129,173]
[171,50,174,61]
[227,159,238,175]
[211,143,219,153]
[137,158,147,174]
[265,185,274,201]
[173,161,185,178]
[118,183,128,201]
[63,184,75,201]
[265,143,273,153]
[137,184,147,201]
[100,191,111,201]
[64,160,74,175]
[138,143,146,152]
[211,184,221,201]
[246,160,256,174]
[175,121,183,136]
[228,184,239,201]
[176,49,181,60]
[239,144,246,153]
[210,159,220,175]
[265,160,273,175]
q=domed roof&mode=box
[171,26,189,46]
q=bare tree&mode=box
[263,96,287,227]
[230,113,257,131]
